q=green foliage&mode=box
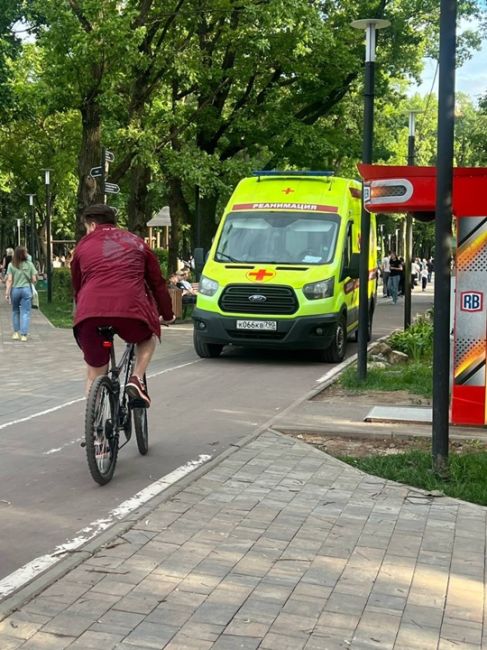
[388,313,434,361]
[38,287,72,328]
[152,247,168,277]
[1,0,486,253]
[52,267,72,302]
[340,361,433,398]
[340,446,487,506]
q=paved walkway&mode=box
[2,283,486,648]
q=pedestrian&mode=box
[411,258,420,287]
[4,245,38,341]
[380,252,390,297]
[420,265,428,291]
[388,252,402,304]
[1,247,14,282]
[427,257,434,283]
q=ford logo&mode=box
[248,294,267,303]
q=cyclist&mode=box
[71,204,175,405]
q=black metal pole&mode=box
[404,131,415,329]
[432,0,456,474]
[45,181,52,304]
[357,59,375,379]
[101,146,106,204]
[30,205,36,262]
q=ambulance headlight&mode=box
[199,275,219,297]
[303,278,334,300]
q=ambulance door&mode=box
[341,221,359,329]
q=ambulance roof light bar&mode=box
[252,170,335,177]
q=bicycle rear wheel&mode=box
[133,374,149,455]
[85,375,118,485]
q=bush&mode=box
[388,313,433,361]
[52,268,73,302]
[152,248,168,277]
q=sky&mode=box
[415,23,487,103]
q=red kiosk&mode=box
[358,164,487,427]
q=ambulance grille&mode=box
[219,285,298,314]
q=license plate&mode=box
[236,320,277,331]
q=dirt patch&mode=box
[286,432,487,459]
[311,383,431,407]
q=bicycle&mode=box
[83,326,149,485]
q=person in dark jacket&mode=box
[71,204,174,404]
[388,252,403,304]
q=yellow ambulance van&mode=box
[192,171,377,362]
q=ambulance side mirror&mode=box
[347,253,360,279]
[194,247,205,273]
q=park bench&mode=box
[169,283,199,321]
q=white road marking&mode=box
[0,398,85,432]
[0,454,212,599]
[1,360,201,437]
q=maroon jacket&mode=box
[71,225,173,337]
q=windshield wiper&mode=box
[216,251,240,262]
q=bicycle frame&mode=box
[105,337,136,450]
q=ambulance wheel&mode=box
[193,331,223,358]
[322,316,347,363]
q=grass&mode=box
[339,443,487,506]
[38,291,73,328]
[339,360,433,398]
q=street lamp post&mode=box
[16,219,22,247]
[404,110,422,329]
[43,169,53,304]
[352,17,390,380]
[27,194,36,262]
[432,0,457,474]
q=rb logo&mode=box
[460,291,483,312]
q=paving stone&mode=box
[260,631,309,649]
[0,636,25,649]
[20,631,76,649]
[176,621,224,642]
[212,635,261,649]
[394,623,439,649]
[0,610,48,640]
[165,635,213,649]
[122,621,179,647]
[67,630,124,648]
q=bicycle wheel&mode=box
[85,375,118,485]
[133,374,149,455]
[133,408,148,455]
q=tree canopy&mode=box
[0,0,486,267]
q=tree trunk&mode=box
[197,193,219,252]
[167,176,191,274]
[127,165,151,237]
[75,101,102,241]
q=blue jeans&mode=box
[388,275,400,304]
[11,287,32,335]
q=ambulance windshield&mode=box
[215,211,340,265]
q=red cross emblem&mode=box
[246,269,276,282]
[282,187,294,195]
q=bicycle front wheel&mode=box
[85,375,118,485]
[133,408,148,455]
